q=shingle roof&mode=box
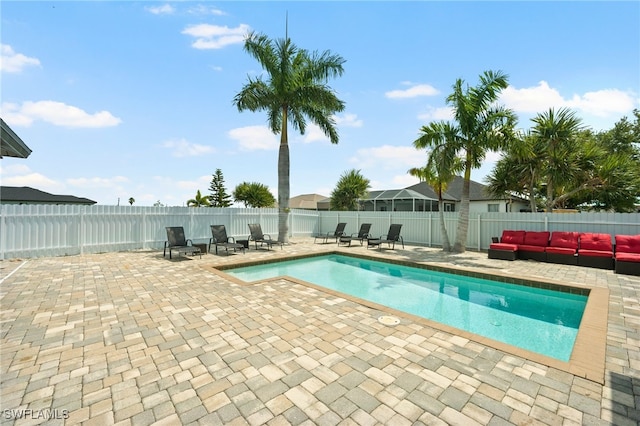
[407,176,506,201]
[1,118,32,159]
[0,186,96,205]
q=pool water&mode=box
[225,254,587,362]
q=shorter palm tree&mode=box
[330,169,370,211]
[233,182,276,208]
[411,132,463,252]
[128,197,135,206]
[186,190,211,207]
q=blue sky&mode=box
[2,1,639,206]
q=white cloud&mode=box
[500,81,637,118]
[1,100,121,128]
[301,124,327,143]
[146,4,174,15]
[350,145,425,170]
[417,106,454,122]
[0,44,41,73]
[334,113,363,128]
[385,83,439,99]
[162,138,215,157]
[188,5,226,16]
[1,172,60,191]
[228,125,278,151]
[182,24,250,50]
[392,174,420,188]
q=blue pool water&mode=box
[225,255,587,361]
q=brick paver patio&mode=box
[1,239,638,425]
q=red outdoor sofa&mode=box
[615,234,640,275]
[488,230,640,275]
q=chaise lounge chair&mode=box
[338,223,371,247]
[314,222,347,244]
[209,225,245,255]
[164,226,201,259]
[367,224,404,250]
[248,223,283,250]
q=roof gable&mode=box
[1,186,96,205]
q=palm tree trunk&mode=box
[439,199,451,252]
[278,109,290,243]
[452,164,471,253]
[546,176,554,212]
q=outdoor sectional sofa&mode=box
[614,234,640,276]
[488,230,640,275]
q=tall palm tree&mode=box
[186,190,211,207]
[416,71,516,252]
[234,31,346,243]
[530,107,583,212]
[412,122,463,252]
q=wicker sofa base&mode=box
[577,255,614,270]
[488,249,517,261]
[615,260,640,276]
[545,253,578,265]
[518,250,547,262]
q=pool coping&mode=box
[205,251,608,384]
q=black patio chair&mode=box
[367,224,404,250]
[248,223,283,250]
[209,225,245,255]
[339,223,372,246]
[164,226,201,259]
[314,222,347,244]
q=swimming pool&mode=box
[224,254,587,362]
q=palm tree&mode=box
[330,169,370,211]
[416,71,516,252]
[186,190,211,207]
[411,126,463,251]
[233,31,345,243]
[233,182,276,208]
[530,108,583,212]
[486,131,545,212]
[128,197,135,206]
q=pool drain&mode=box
[378,315,400,326]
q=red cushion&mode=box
[580,233,612,251]
[519,245,546,253]
[523,231,550,247]
[549,232,579,249]
[501,230,525,245]
[546,246,576,255]
[490,243,518,251]
[616,252,640,262]
[615,234,640,254]
[578,249,613,258]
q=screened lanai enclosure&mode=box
[359,189,455,212]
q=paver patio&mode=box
[1,239,638,425]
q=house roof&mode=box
[1,118,32,159]
[407,176,526,202]
[0,186,97,205]
[289,193,328,210]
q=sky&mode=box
[1,1,639,206]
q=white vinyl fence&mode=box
[1,204,639,259]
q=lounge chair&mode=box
[338,223,371,246]
[248,223,283,250]
[209,225,245,255]
[367,224,404,250]
[164,226,201,259]
[314,222,347,244]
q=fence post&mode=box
[477,214,482,251]
[0,205,5,260]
